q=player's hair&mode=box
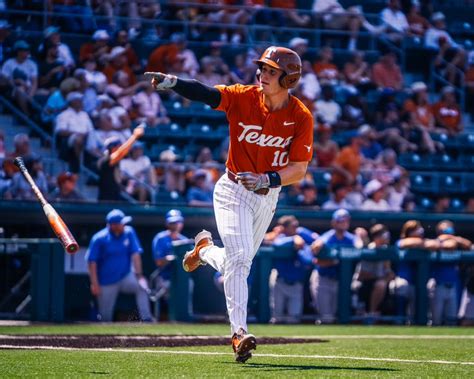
[277,215,298,227]
[400,220,421,239]
[370,224,389,239]
[254,46,302,89]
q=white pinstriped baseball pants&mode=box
[200,174,280,334]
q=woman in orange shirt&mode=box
[403,81,434,130]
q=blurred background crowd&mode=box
[0,0,473,212]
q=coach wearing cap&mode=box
[86,209,153,322]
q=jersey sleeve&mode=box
[214,84,246,113]
[128,227,143,255]
[288,111,314,162]
[152,235,167,260]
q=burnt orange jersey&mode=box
[214,84,314,174]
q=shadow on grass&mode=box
[226,362,398,372]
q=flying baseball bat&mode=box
[14,157,79,254]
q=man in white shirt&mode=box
[315,85,341,128]
[425,12,465,84]
[322,183,353,210]
[1,40,38,115]
[360,179,392,211]
[380,0,409,41]
[55,91,94,172]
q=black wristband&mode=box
[265,171,281,188]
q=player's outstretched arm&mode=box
[144,72,221,108]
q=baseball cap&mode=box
[106,209,132,225]
[193,168,208,180]
[364,179,384,196]
[332,208,350,221]
[92,29,110,41]
[441,85,455,94]
[66,91,83,103]
[431,12,445,22]
[109,46,126,59]
[44,26,60,38]
[411,81,427,92]
[104,136,122,150]
[358,124,372,136]
[57,171,77,186]
[165,209,184,224]
[288,37,308,49]
[131,141,144,151]
[13,40,30,51]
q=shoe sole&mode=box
[234,334,257,363]
[182,230,212,272]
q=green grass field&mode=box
[0,324,473,378]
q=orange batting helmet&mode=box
[254,46,302,89]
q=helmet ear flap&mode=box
[279,72,288,89]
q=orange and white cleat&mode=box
[232,328,257,363]
[182,230,213,272]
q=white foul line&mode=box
[0,345,473,366]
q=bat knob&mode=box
[66,242,79,254]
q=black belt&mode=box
[227,171,269,196]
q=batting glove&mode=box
[236,172,270,192]
[144,72,178,90]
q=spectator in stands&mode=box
[432,85,463,135]
[197,56,230,87]
[312,47,340,86]
[371,50,403,90]
[229,54,255,85]
[106,70,147,112]
[37,40,69,97]
[146,33,188,74]
[195,146,221,184]
[359,124,383,161]
[86,208,153,322]
[380,0,410,42]
[187,168,213,207]
[406,0,430,37]
[403,81,434,130]
[340,92,369,131]
[270,0,311,28]
[120,142,157,203]
[374,148,404,184]
[0,20,12,65]
[314,85,341,128]
[394,220,440,322]
[2,133,31,179]
[314,124,338,168]
[299,60,321,103]
[47,0,95,33]
[330,132,364,187]
[41,77,80,126]
[269,215,314,324]
[4,153,47,201]
[97,126,144,202]
[55,91,95,173]
[132,82,170,127]
[74,68,99,115]
[1,40,38,115]
[312,0,364,51]
[431,220,472,326]
[322,183,352,210]
[311,208,361,323]
[152,209,188,320]
[353,224,394,316]
[112,29,141,74]
[294,180,319,207]
[360,179,391,211]
[104,95,132,140]
[79,29,111,67]
[434,194,451,213]
[103,46,136,85]
[425,12,466,85]
[83,57,108,92]
[39,26,75,70]
[158,148,186,194]
[48,171,84,202]
[289,37,309,61]
[375,104,416,153]
[401,111,442,154]
[342,51,373,93]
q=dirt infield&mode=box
[0,335,327,349]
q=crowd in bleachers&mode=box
[0,1,473,211]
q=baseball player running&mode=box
[145,46,313,363]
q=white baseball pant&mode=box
[200,174,280,334]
